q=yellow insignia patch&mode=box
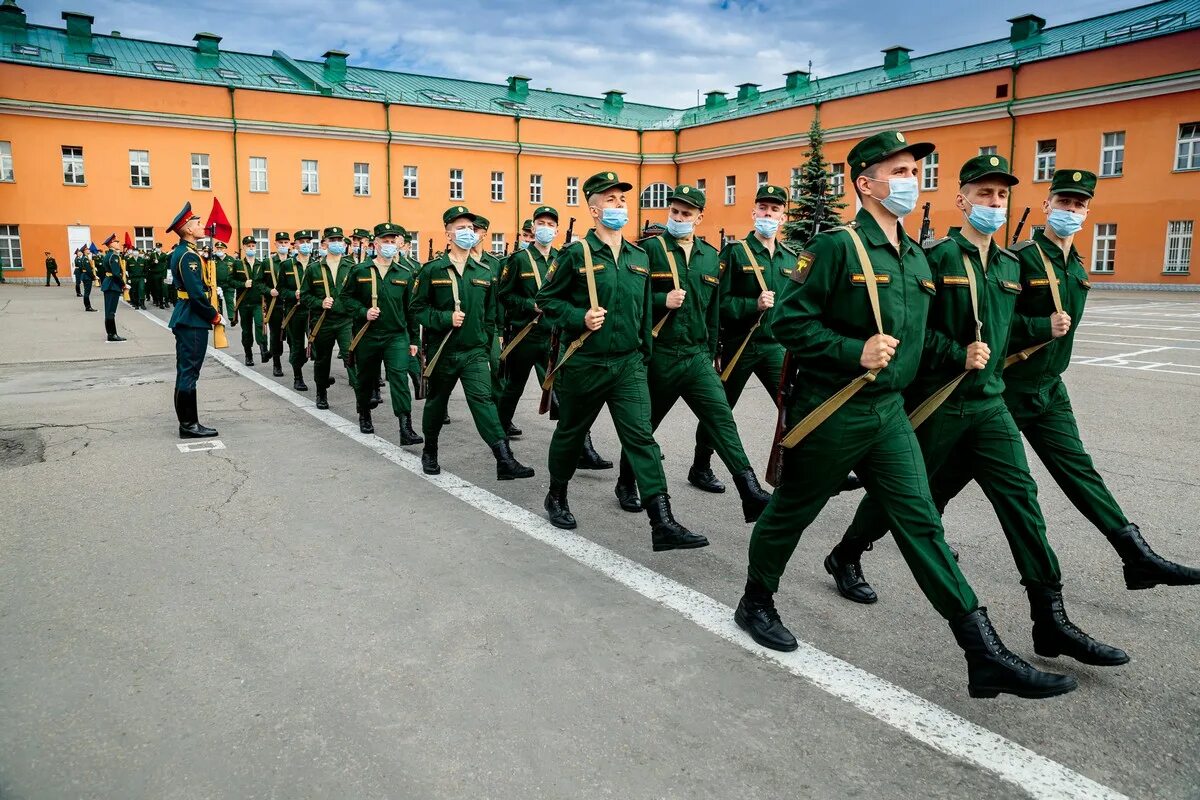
[791,250,815,285]
[989,156,1000,166]
[627,264,648,275]
[896,132,906,142]
[1000,280,1022,292]
[919,278,936,291]
[471,278,490,287]
[1028,278,1051,287]
[650,272,673,279]
[431,278,452,286]
[850,273,891,284]
[701,273,719,285]
[942,275,970,286]
[391,279,407,285]
[1072,171,1083,181]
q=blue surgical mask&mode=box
[367,246,376,257]
[600,208,628,230]
[297,243,313,256]
[754,217,780,238]
[518,240,530,250]
[214,250,226,259]
[277,245,289,256]
[378,243,398,259]
[967,203,1007,235]
[871,176,919,218]
[534,225,556,245]
[454,229,479,250]
[1047,208,1085,237]
[244,248,256,258]
[328,241,347,256]
[666,219,694,238]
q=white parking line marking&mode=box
[176,440,226,453]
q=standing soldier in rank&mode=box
[148,242,168,309]
[263,232,290,377]
[73,247,85,297]
[127,247,146,309]
[166,202,221,439]
[212,239,238,323]
[411,207,535,479]
[613,185,771,521]
[233,235,269,366]
[99,234,127,342]
[470,215,507,403]
[302,226,360,410]
[280,230,313,391]
[75,248,96,311]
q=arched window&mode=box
[640,182,672,209]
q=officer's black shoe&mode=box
[950,607,1078,699]
[260,345,270,363]
[504,421,522,438]
[824,546,878,604]
[421,445,440,475]
[687,445,725,493]
[545,478,577,530]
[105,319,126,342]
[358,409,374,435]
[179,421,218,438]
[293,372,308,392]
[1106,523,1200,589]
[644,494,708,552]
[369,388,381,409]
[399,414,423,446]
[735,581,798,652]
[576,433,612,470]
[836,472,864,494]
[492,439,535,480]
[732,468,771,522]
[85,306,96,312]
[1027,585,1130,666]
[244,350,254,366]
[271,357,284,377]
[315,391,329,410]
[615,479,642,512]
[177,391,217,439]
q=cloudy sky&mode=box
[23,0,1135,108]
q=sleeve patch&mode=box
[791,250,816,285]
[849,272,890,284]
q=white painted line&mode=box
[176,440,226,453]
[138,309,1127,800]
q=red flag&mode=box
[204,198,233,244]
[124,231,133,249]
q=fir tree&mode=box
[784,116,847,244]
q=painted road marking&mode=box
[176,440,226,453]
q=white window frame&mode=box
[1164,220,1193,274]
[1035,139,1057,182]
[134,226,154,252]
[191,153,211,190]
[640,182,671,209]
[0,141,12,182]
[354,162,371,197]
[301,159,319,194]
[251,228,270,257]
[566,176,579,206]
[695,178,706,194]
[0,224,23,270]
[403,165,418,198]
[249,156,268,193]
[790,167,802,201]
[756,171,768,189]
[407,232,420,261]
[491,232,505,255]
[724,175,736,205]
[1100,131,1124,177]
[529,173,543,204]
[922,152,939,191]
[129,149,150,188]
[1090,223,1117,274]
[831,163,846,197]
[490,171,505,202]
[979,145,998,156]
[62,145,85,185]
[449,168,464,201]
[1175,123,1200,171]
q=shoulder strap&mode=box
[525,247,542,291]
[836,226,883,335]
[1032,242,1064,314]
[738,239,768,293]
[580,239,599,311]
[656,236,680,291]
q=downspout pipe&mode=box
[515,115,523,236]
[637,128,645,232]
[1004,63,1019,244]
[228,87,242,241]
[384,100,393,221]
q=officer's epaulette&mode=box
[922,236,951,251]
[1010,239,1036,252]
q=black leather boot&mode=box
[399,414,423,445]
[315,390,329,410]
[687,445,725,493]
[731,468,771,522]
[272,355,284,377]
[644,494,708,552]
[178,391,217,439]
[105,318,126,342]
[577,433,612,470]
[492,439,535,480]
[545,478,576,530]
[950,607,1077,699]
[244,349,254,366]
[358,406,374,434]
[504,420,522,438]
[1028,586,1129,666]
[824,542,878,604]
[260,343,269,363]
[293,369,308,392]
[1107,523,1200,589]
[614,457,641,512]
[422,443,440,475]
[735,579,797,651]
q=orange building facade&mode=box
[1,2,1198,284]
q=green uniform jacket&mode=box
[263,257,284,302]
[776,208,935,402]
[149,251,168,280]
[478,251,505,330]
[644,232,721,355]
[536,230,653,364]
[99,250,125,292]
[278,256,310,304]
[301,255,357,325]
[498,245,557,331]
[1004,229,1091,389]
[910,227,1023,409]
[342,258,420,340]
[719,232,798,346]
[127,255,145,280]
[213,255,237,293]
[412,254,496,353]
[73,255,89,280]
[167,242,219,330]
[233,257,268,306]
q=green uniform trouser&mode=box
[313,320,359,397]
[497,330,549,426]
[129,278,145,307]
[839,401,1061,589]
[549,352,666,497]
[696,339,785,455]
[148,277,164,306]
[240,303,265,352]
[283,302,308,369]
[748,392,976,620]
[265,298,284,358]
[355,333,410,417]
[490,334,503,403]
[619,346,750,479]
[422,347,504,445]
[223,293,237,326]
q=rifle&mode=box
[1011,207,1031,245]
[427,238,434,262]
[415,333,427,399]
[719,227,726,248]
[539,216,575,416]
[918,202,932,244]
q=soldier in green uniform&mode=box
[392,227,424,408]
[147,242,167,309]
[517,219,535,251]
[736,132,1075,699]
[469,215,507,404]
[263,232,290,377]
[125,247,145,309]
[824,155,1127,668]
[301,226,359,411]
[612,184,771,522]
[536,172,707,552]
[411,207,534,480]
[72,248,84,296]
[233,235,268,366]
[44,251,61,286]
[75,249,96,311]
[99,234,127,342]
[211,239,238,322]
[166,202,221,439]
[280,230,312,391]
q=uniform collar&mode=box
[584,229,632,262]
[854,207,915,253]
[1033,228,1080,266]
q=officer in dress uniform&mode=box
[166,202,221,438]
[99,233,127,342]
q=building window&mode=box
[979,145,998,156]
[490,171,505,202]
[191,153,211,190]
[407,231,420,261]
[129,149,150,188]
[403,165,418,198]
[0,224,23,269]
[249,156,268,192]
[62,145,85,185]
[0,141,12,182]
[252,228,269,256]
[724,175,736,205]
[301,159,319,194]
[1100,132,1125,177]
[922,152,939,190]
[790,167,802,201]
[830,163,846,197]
[640,182,671,209]
[566,176,579,206]
[1035,139,1056,182]
[1164,220,1193,274]
[757,171,768,188]
[529,173,543,204]
[695,178,706,193]
[449,168,464,201]
[134,226,154,252]
[491,233,505,255]
[354,162,370,196]
[1176,123,1200,171]
[1091,223,1117,274]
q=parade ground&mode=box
[1,284,1198,800]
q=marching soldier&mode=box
[736,132,1074,699]
[262,232,290,377]
[99,234,127,342]
[127,246,146,309]
[470,215,507,403]
[44,251,61,287]
[825,155,1127,669]
[536,172,706,551]
[148,242,168,309]
[411,206,535,479]
[166,202,221,439]
[212,239,238,322]
[517,219,535,250]
[350,228,370,263]
[614,185,771,521]
[301,226,360,410]
[280,230,312,391]
[233,235,269,366]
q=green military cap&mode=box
[241,235,256,245]
[443,205,477,225]
[373,222,404,238]
[583,170,633,197]
[1049,168,1097,199]
[274,231,290,242]
[322,226,345,239]
[352,228,371,239]
[755,184,788,204]
[532,205,559,222]
[667,184,706,210]
[399,227,412,242]
[847,130,935,180]
[522,219,534,232]
[473,215,491,230]
[960,154,1019,187]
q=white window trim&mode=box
[1034,140,1057,183]
[922,152,939,191]
[191,153,211,191]
[354,162,371,197]
[724,176,735,206]
[491,171,505,202]
[449,169,464,201]
[249,156,268,193]
[403,165,419,199]
[62,146,85,186]
[1090,223,1117,274]
[1163,220,1193,274]
[1175,123,1200,172]
[0,141,13,182]
[566,176,579,207]
[1099,131,1125,178]
[301,159,319,195]
[129,149,151,189]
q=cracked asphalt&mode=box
[1,284,1198,800]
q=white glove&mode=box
[165,272,174,285]
[217,287,224,300]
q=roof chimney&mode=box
[736,83,761,103]
[784,70,810,93]
[1008,14,1046,43]
[507,75,530,98]
[704,90,727,110]
[882,45,912,71]
[603,89,625,111]
[61,10,93,39]
[323,49,348,80]
[193,32,221,56]
[0,0,27,31]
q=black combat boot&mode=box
[244,349,254,367]
[731,468,771,522]
[315,389,329,410]
[687,445,725,493]
[358,406,374,434]
[105,318,126,342]
[735,579,797,652]
[178,390,217,439]
[492,439,535,480]
[1028,586,1130,666]
[1107,523,1200,589]
[824,541,878,604]
[614,457,641,512]
[422,442,440,475]
[260,343,270,363]
[577,433,612,470]
[293,368,308,392]
[643,494,708,552]
[369,387,381,409]
[504,420,522,438]
[545,478,576,530]
[272,355,284,377]
[950,608,1077,699]
[399,414,423,446]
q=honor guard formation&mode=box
[74,129,1199,701]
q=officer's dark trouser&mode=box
[748,391,977,621]
[620,346,751,478]
[840,401,1062,589]
[422,348,505,445]
[47,271,61,287]
[696,339,785,458]
[497,329,549,425]
[356,333,409,417]
[81,280,94,309]
[75,274,82,294]
[283,302,308,369]
[240,303,264,353]
[312,320,359,397]
[103,289,120,319]
[130,278,145,307]
[173,326,208,391]
[549,352,666,497]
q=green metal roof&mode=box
[0,0,1196,130]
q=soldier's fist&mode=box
[665,289,687,309]
[861,333,899,370]
[757,290,775,311]
[244,279,253,288]
[366,307,381,321]
[270,288,279,297]
[452,310,466,328]
[965,341,991,370]
[1050,311,1072,338]
[322,297,334,310]
[584,307,607,331]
